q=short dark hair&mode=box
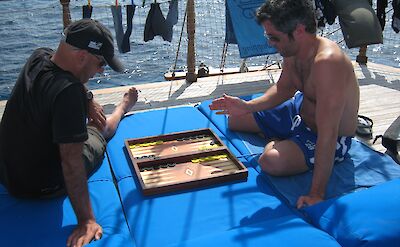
[256,0,317,38]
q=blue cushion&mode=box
[0,183,7,195]
[303,178,400,247]
[167,215,340,247]
[117,167,297,247]
[87,155,114,182]
[107,106,246,181]
[0,156,113,190]
[246,138,400,207]
[0,181,135,247]
[0,157,114,191]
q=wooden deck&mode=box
[0,61,399,153]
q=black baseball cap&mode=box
[63,19,124,72]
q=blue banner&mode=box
[225,0,277,58]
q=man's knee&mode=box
[258,150,285,176]
[83,126,107,177]
[228,115,239,131]
[228,114,259,132]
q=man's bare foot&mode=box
[119,87,138,114]
[100,87,139,140]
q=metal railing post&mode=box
[356,45,368,64]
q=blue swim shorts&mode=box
[253,92,352,168]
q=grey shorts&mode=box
[0,126,106,199]
[83,126,107,177]
[40,126,106,198]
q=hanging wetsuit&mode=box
[144,3,173,42]
[377,0,388,30]
[393,0,400,33]
[335,0,382,48]
[111,5,125,53]
[319,0,337,25]
[166,0,179,26]
[82,5,93,19]
[121,4,136,53]
[314,0,326,27]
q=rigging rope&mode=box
[219,41,228,72]
[171,0,188,78]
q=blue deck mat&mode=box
[106,106,247,181]
[0,179,135,247]
[117,168,317,247]
[87,154,113,182]
[167,215,340,247]
[198,96,400,207]
[303,178,400,247]
[257,139,400,206]
[232,136,400,207]
[0,157,114,193]
[104,106,320,246]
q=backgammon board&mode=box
[125,128,248,196]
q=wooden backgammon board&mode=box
[125,128,248,196]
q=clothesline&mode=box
[0,0,174,14]
[69,0,173,8]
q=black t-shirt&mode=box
[0,48,88,197]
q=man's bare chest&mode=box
[293,63,316,99]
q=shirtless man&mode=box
[209,0,359,208]
[0,19,138,247]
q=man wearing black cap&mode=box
[0,19,138,247]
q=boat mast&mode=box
[60,0,72,29]
[186,0,197,83]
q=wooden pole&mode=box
[60,0,72,29]
[186,0,197,83]
[356,45,368,65]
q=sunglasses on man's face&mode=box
[264,32,281,43]
[92,54,106,68]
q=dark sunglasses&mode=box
[92,54,106,68]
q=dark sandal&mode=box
[356,115,373,139]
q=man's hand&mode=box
[88,100,106,131]
[296,194,324,209]
[67,219,103,247]
[60,143,100,247]
[209,94,251,116]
